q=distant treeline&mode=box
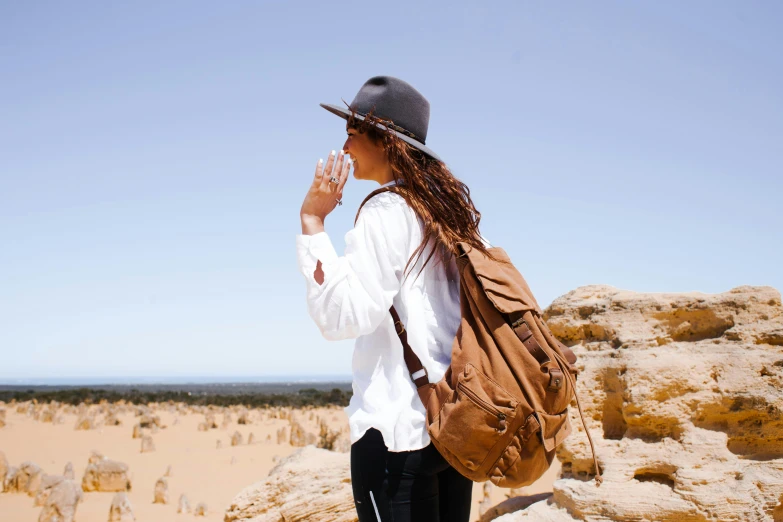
[0,387,352,408]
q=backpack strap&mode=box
[390,306,430,389]
[353,185,430,389]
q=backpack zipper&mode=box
[458,382,508,432]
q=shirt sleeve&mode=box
[295,197,410,341]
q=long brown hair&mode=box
[346,106,504,282]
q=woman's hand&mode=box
[300,149,351,234]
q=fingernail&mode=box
[330,150,335,156]
[319,158,323,164]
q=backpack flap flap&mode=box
[535,411,572,452]
[457,243,542,316]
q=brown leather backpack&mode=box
[357,187,601,488]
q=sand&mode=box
[0,404,557,521]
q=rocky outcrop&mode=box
[0,451,7,490]
[82,459,132,492]
[34,474,66,506]
[140,434,155,453]
[178,493,191,514]
[38,479,83,522]
[108,492,135,522]
[224,445,356,522]
[153,477,168,504]
[6,461,43,494]
[501,285,783,522]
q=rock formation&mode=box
[63,462,74,480]
[108,491,135,522]
[237,408,250,425]
[0,451,7,490]
[82,459,132,492]
[224,445,355,522]
[5,461,43,494]
[38,479,82,522]
[289,421,307,447]
[195,502,208,516]
[153,477,168,504]
[231,431,243,446]
[140,434,155,453]
[178,493,191,514]
[34,474,66,506]
[498,285,783,521]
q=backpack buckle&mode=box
[394,320,406,335]
[547,368,564,392]
[510,316,526,329]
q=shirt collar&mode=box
[379,179,402,189]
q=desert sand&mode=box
[0,402,558,522]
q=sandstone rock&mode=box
[138,414,160,429]
[40,409,55,423]
[34,474,66,506]
[231,431,243,446]
[88,450,105,464]
[63,462,74,480]
[237,408,250,425]
[178,493,191,514]
[276,426,287,444]
[316,422,340,451]
[0,451,7,490]
[140,434,155,453]
[6,461,43,494]
[38,479,82,522]
[479,482,494,518]
[131,424,142,439]
[0,407,6,427]
[481,493,554,522]
[289,421,307,447]
[108,491,135,522]
[194,502,208,516]
[505,285,783,521]
[247,432,256,444]
[82,459,132,492]
[164,465,172,477]
[224,445,355,522]
[153,477,168,504]
[74,415,97,430]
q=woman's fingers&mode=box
[319,150,338,190]
[337,153,351,193]
[313,157,324,184]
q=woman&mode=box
[297,76,493,522]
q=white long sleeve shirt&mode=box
[295,179,462,452]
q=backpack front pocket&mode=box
[431,363,518,472]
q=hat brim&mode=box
[320,103,443,163]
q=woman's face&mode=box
[343,123,387,182]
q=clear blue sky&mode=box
[1,2,781,382]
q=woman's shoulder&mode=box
[357,189,412,222]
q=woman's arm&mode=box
[296,198,410,341]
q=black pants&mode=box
[350,428,473,522]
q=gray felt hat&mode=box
[320,76,442,162]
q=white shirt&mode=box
[295,180,461,452]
